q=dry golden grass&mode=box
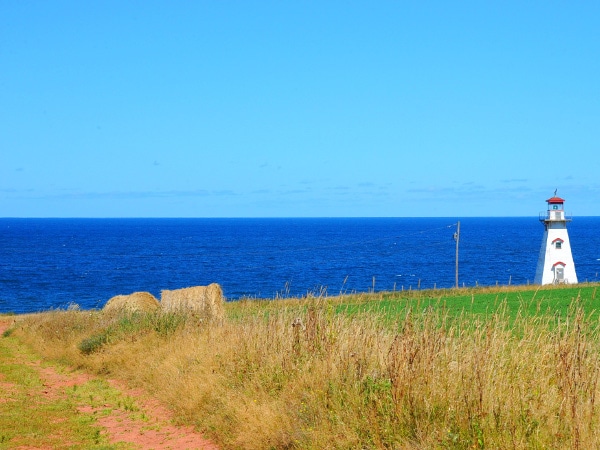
[11,288,600,449]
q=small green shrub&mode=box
[2,328,13,338]
[149,312,187,336]
[111,312,187,338]
[78,333,108,355]
[76,312,187,355]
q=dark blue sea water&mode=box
[1,218,599,314]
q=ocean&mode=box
[1,217,599,314]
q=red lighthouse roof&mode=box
[546,196,565,204]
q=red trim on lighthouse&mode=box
[552,238,564,243]
[546,196,565,204]
[553,261,566,267]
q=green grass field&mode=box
[334,284,600,322]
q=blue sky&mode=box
[1,1,599,217]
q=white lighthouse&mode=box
[534,193,578,285]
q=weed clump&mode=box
[78,333,108,354]
[76,311,188,355]
[2,328,13,338]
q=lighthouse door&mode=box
[555,267,565,283]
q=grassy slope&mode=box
[7,283,600,449]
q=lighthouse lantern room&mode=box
[534,193,578,285]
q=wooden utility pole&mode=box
[454,221,460,288]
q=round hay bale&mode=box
[161,283,224,320]
[103,291,160,315]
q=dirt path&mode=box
[0,318,219,449]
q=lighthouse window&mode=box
[555,241,562,249]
